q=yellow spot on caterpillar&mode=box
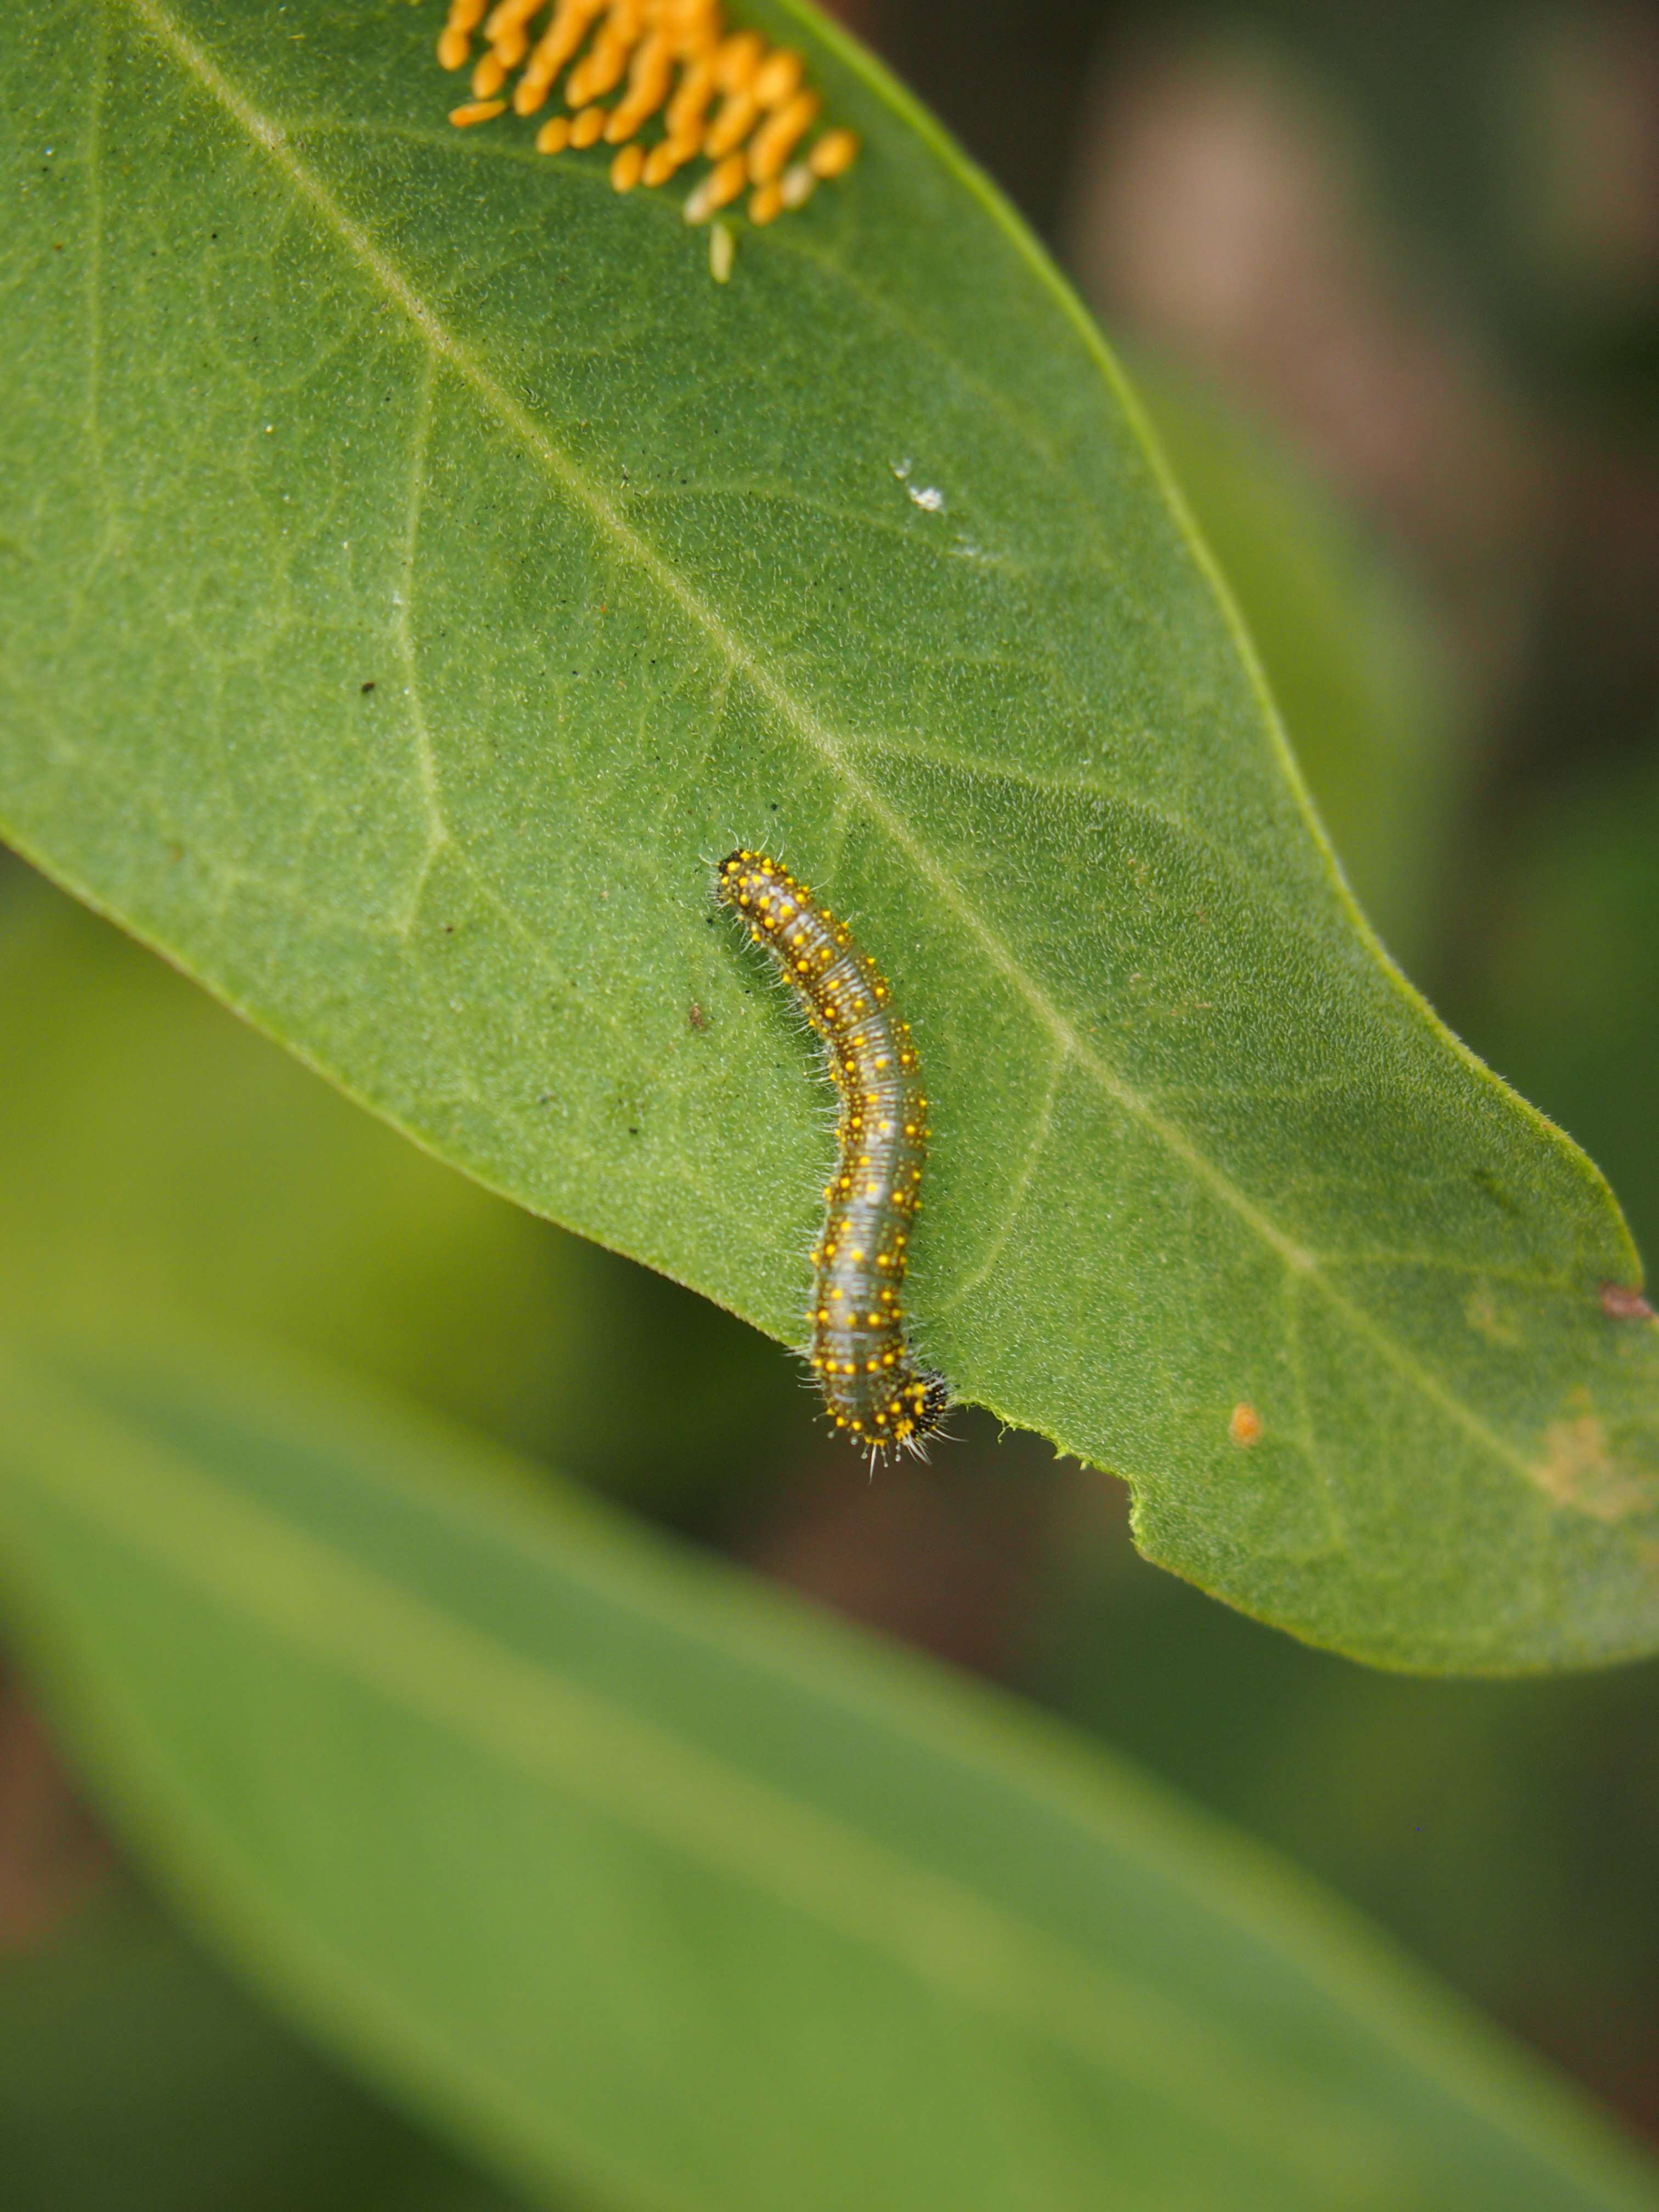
[713,850,945,1464]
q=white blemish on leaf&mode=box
[891,457,945,512]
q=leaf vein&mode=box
[124,0,1561,1502]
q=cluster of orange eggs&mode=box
[438,0,860,227]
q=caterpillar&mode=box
[437,0,861,233]
[716,851,949,1459]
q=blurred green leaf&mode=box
[0,1895,526,2212]
[0,866,806,1509]
[2,1335,1658,2212]
[0,866,565,1451]
[3,1,1658,1666]
[1025,1486,1659,2104]
[1452,742,1659,1273]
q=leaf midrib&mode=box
[112,0,1590,1506]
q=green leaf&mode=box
[2,1335,1656,2212]
[0,1896,524,2211]
[0,865,809,1511]
[2,1,1656,1668]
[0,864,571,1452]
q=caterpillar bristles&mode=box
[716,851,950,1466]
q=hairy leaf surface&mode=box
[2,2,1656,1664]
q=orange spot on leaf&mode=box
[1229,1403,1262,1447]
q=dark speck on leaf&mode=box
[687,1002,706,1032]
[360,680,375,693]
